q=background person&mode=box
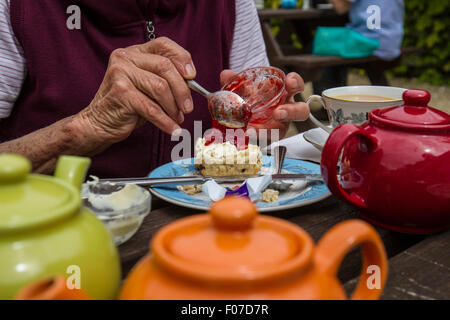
[313,0,405,95]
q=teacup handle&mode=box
[306,95,332,133]
[314,220,388,300]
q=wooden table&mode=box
[119,196,450,300]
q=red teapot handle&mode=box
[321,124,377,210]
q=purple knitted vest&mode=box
[2,0,235,177]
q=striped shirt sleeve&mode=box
[229,0,270,72]
[0,0,26,118]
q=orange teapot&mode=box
[17,196,388,300]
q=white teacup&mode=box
[307,86,406,133]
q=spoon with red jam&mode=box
[187,80,251,128]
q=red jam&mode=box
[205,67,286,149]
[223,71,285,125]
[205,123,249,150]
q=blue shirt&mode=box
[346,0,404,61]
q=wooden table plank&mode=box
[380,230,450,299]
[344,230,450,299]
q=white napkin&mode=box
[245,175,273,200]
[202,175,273,202]
[262,128,324,163]
[202,180,226,201]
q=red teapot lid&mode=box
[370,89,450,131]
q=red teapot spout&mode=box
[16,276,92,300]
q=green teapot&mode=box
[0,154,121,299]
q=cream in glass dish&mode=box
[82,180,151,246]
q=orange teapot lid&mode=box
[370,89,450,131]
[151,196,314,285]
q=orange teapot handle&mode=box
[321,123,377,210]
[15,276,91,300]
[314,220,388,300]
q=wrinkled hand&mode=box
[75,37,196,146]
[220,70,310,140]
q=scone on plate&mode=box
[195,138,262,176]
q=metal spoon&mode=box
[267,146,293,191]
[94,173,322,187]
[187,80,251,128]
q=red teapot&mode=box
[321,89,450,234]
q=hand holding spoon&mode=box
[187,80,251,128]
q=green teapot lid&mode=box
[0,154,89,233]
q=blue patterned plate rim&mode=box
[148,156,331,212]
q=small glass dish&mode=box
[222,66,287,124]
[82,182,151,246]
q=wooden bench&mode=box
[258,9,418,86]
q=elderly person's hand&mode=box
[0,37,198,173]
[75,37,196,146]
[220,70,310,140]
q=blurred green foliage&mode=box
[264,0,281,9]
[263,0,450,85]
[264,0,303,49]
[391,0,450,85]
[264,0,303,9]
